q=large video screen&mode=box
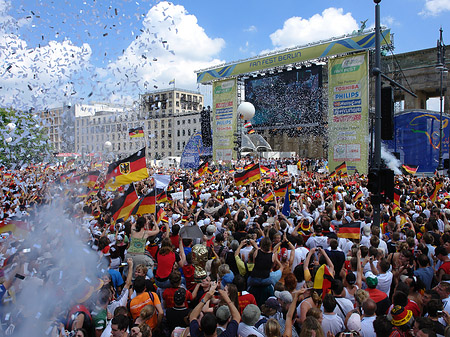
[245,65,322,127]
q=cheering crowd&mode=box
[1,156,450,337]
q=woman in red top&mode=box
[155,237,186,289]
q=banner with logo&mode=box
[328,51,369,175]
[197,30,390,83]
[212,78,237,161]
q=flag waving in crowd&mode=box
[104,148,148,189]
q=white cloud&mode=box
[382,16,398,27]
[244,25,257,33]
[0,0,92,111]
[269,8,359,49]
[98,2,225,101]
[420,0,450,16]
[0,1,225,110]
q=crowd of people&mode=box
[1,157,450,337]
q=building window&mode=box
[188,129,191,136]
[177,130,180,137]
[193,118,196,123]
[182,129,185,136]
[182,120,185,125]
[161,120,165,128]
[176,93,179,98]
[177,142,180,150]
[177,120,180,126]
[161,140,165,149]
[188,119,191,124]
[155,141,158,148]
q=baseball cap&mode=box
[274,290,293,303]
[242,304,261,326]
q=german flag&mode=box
[156,191,169,203]
[260,166,269,174]
[129,127,144,138]
[430,181,443,202]
[234,170,247,186]
[274,182,291,198]
[393,188,401,206]
[111,184,139,221]
[0,219,30,239]
[248,129,255,134]
[191,197,199,210]
[197,162,209,176]
[156,206,166,224]
[353,190,363,202]
[335,162,347,176]
[193,178,203,188]
[132,190,156,216]
[242,163,261,185]
[402,164,418,175]
[59,169,76,183]
[3,173,12,179]
[313,264,334,299]
[329,171,336,178]
[85,170,100,187]
[262,192,274,202]
[337,222,360,240]
[391,204,400,213]
[104,148,148,190]
[244,163,254,170]
[261,178,272,185]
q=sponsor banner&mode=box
[213,79,237,161]
[196,30,390,83]
[328,51,369,174]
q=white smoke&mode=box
[2,185,104,336]
[381,144,402,175]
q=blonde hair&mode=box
[139,305,155,320]
[299,316,325,337]
[355,289,370,306]
[264,318,281,337]
[217,264,230,279]
[135,264,148,275]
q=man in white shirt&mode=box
[238,304,264,337]
[331,280,354,322]
[360,299,377,337]
[321,294,345,336]
[290,236,309,271]
[369,258,393,297]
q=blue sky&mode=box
[1,0,449,110]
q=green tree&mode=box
[0,108,52,168]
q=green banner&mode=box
[212,79,237,162]
[328,51,369,175]
[197,30,390,83]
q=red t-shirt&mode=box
[238,292,257,314]
[439,261,450,275]
[162,287,193,308]
[156,251,179,280]
[170,235,180,249]
[182,265,195,292]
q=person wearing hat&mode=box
[238,304,264,337]
[388,305,414,336]
[166,287,190,332]
[365,272,392,316]
[215,305,231,336]
[189,281,240,337]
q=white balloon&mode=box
[5,137,12,143]
[6,123,16,131]
[104,141,112,149]
[237,102,255,120]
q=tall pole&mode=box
[372,0,382,227]
[438,27,445,172]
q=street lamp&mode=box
[236,102,256,160]
[104,141,112,161]
[437,27,447,172]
